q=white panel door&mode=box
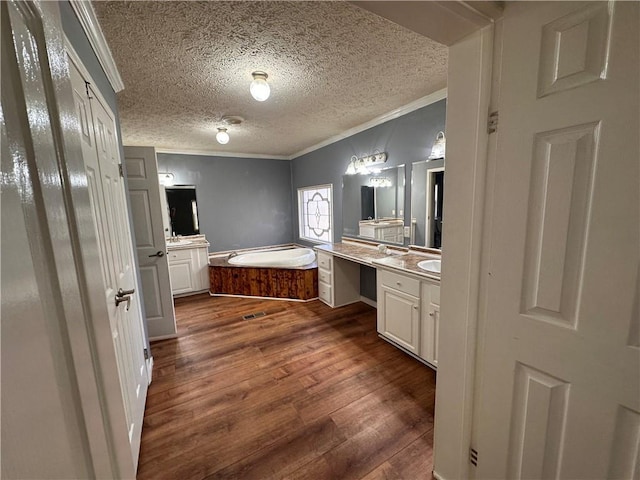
[124,146,176,339]
[68,61,148,469]
[474,2,639,479]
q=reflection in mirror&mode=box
[411,160,444,249]
[165,185,200,236]
[342,165,405,245]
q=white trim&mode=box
[359,296,377,308]
[154,147,290,161]
[146,356,153,385]
[432,471,446,480]
[64,37,113,115]
[291,88,447,159]
[68,1,124,92]
[209,293,318,303]
[148,333,178,342]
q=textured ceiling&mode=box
[93,1,448,157]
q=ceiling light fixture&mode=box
[215,116,244,145]
[216,127,229,145]
[250,71,270,102]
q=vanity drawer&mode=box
[168,249,192,261]
[317,252,332,272]
[318,268,331,285]
[318,282,332,304]
[379,269,420,297]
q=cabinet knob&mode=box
[396,281,402,286]
[429,312,435,317]
[413,305,418,310]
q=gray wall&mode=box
[157,153,293,252]
[291,99,447,300]
[60,1,150,346]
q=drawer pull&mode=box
[396,281,402,286]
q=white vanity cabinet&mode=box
[317,251,360,308]
[377,269,421,355]
[167,244,209,296]
[376,267,440,368]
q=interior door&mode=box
[474,2,639,478]
[68,60,148,469]
[124,146,176,339]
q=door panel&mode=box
[68,58,148,469]
[124,146,176,339]
[474,2,639,478]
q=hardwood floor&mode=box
[137,294,437,480]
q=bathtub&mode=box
[209,246,318,301]
[228,247,316,268]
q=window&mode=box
[298,184,333,243]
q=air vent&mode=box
[243,311,266,320]
[470,447,478,466]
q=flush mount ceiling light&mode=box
[216,116,243,145]
[216,127,229,144]
[250,71,270,102]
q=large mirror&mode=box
[411,160,444,249]
[163,185,201,236]
[342,164,405,245]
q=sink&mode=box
[417,259,441,274]
[168,239,193,246]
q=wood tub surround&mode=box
[209,258,318,301]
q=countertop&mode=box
[166,234,210,251]
[315,242,441,282]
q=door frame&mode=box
[3,0,137,477]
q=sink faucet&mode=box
[228,251,238,260]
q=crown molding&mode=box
[68,1,124,92]
[154,148,291,161]
[291,87,447,160]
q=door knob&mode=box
[117,287,135,297]
[148,250,165,258]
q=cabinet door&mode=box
[378,286,420,354]
[423,302,440,366]
[169,260,194,295]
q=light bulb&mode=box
[250,71,270,102]
[216,128,229,144]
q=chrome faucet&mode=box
[227,251,238,260]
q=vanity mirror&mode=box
[411,159,444,249]
[164,185,200,236]
[342,164,405,245]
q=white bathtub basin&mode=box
[417,259,441,274]
[228,247,316,268]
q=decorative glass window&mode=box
[298,184,333,243]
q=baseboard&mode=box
[432,470,445,480]
[146,356,154,385]
[359,296,377,308]
[149,333,178,342]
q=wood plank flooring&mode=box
[137,294,437,480]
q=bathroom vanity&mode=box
[315,240,441,368]
[166,235,210,296]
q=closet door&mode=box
[68,59,148,470]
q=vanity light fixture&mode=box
[370,177,392,188]
[216,127,230,145]
[428,131,446,160]
[250,71,270,102]
[344,151,388,175]
[158,172,175,186]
